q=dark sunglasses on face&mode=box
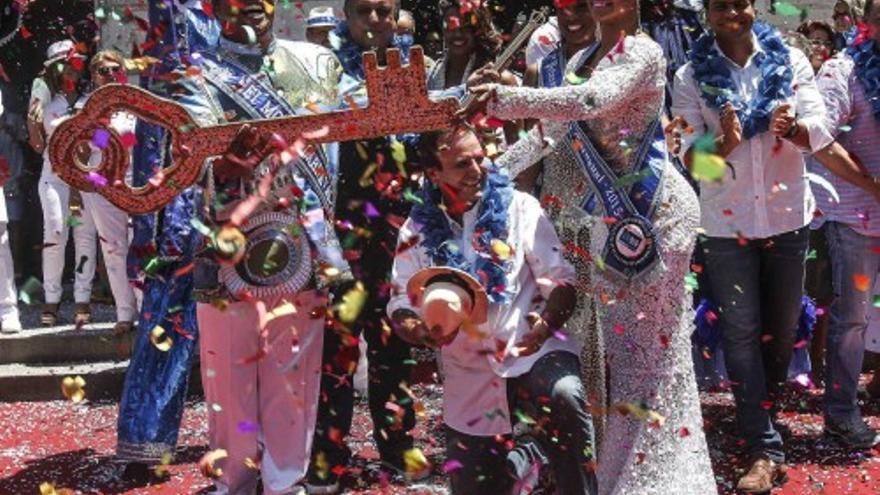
[96,65,122,77]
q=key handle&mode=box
[48,47,458,214]
[49,84,203,213]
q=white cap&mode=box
[307,6,337,28]
[44,40,85,67]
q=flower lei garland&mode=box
[847,25,880,121]
[330,23,413,81]
[690,21,793,139]
[410,164,514,303]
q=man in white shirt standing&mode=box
[0,90,22,334]
[810,0,880,450]
[388,127,597,494]
[672,0,833,492]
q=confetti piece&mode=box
[150,325,174,351]
[442,459,464,473]
[402,447,432,475]
[490,239,512,260]
[691,151,726,181]
[773,1,802,16]
[86,171,108,188]
[335,282,368,324]
[61,376,86,403]
[853,273,870,292]
[199,449,228,479]
[92,128,111,149]
[807,173,840,203]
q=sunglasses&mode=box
[96,65,122,77]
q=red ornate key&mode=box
[48,47,457,214]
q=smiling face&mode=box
[706,0,756,39]
[442,5,476,60]
[90,53,126,87]
[214,0,276,47]
[557,0,596,50]
[344,0,397,51]
[425,129,487,210]
[805,26,834,72]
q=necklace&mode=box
[691,21,793,139]
[410,164,514,303]
[847,35,880,121]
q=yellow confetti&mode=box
[402,447,432,475]
[334,282,368,325]
[691,151,726,181]
[61,376,86,403]
[199,449,228,479]
[154,452,173,477]
[150,326,174,352]
[490,239,513,260]
[262,0,274,14]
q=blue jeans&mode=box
[824,222,880,422]
[701,227,809,463]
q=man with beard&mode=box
[149,1,349,493]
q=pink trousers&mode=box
[198,290,325,495]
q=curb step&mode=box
[0,323,135,366]
[0,359,130,402]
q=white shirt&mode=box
[526,17,560,67]
[809,51,880,237]
[672,37,833,239]
[388,190,579,436]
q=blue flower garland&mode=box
[410,164,514,303]
[690,21,793,139]
[847,38,880,121]
[330,22,413,81]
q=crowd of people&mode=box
[0,0,879,494]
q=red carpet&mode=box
[0,382,877,494]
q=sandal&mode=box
[41,303,59,326]
[113,320,134,335]
[74,303,92,325]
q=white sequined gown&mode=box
[492,35,717,495]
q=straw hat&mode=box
[407,267,489,338]
[44,40,85,67]
[306,6,338,28]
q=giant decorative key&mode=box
[48,47,457,214]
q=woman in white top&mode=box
[27,40,99,327]
[77,50,139,333]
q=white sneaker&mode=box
[0,318,22,334]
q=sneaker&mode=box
[0,318,22,334]
[304,470,340,494]
[824,417,880,449]
[736,457,787,494]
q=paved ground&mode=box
[0,382,878,494]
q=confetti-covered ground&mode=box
[0,381,878,494]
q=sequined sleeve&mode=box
[494,121,565,179]
[488,36,667,123]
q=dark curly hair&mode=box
[438,0,503,67]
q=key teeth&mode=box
[386,48,401,68]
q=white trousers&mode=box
[38,175,97,304]
[81,192,138,321]
[198,290,325,495]
[0,187,20,325]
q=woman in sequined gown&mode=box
[478,0,717,492]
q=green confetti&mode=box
[190,218,213,236]
[390,139,407,164]
[403,189,423,205]
[839,125,852,133]
[806,249,817,261]
[513,409,536,425]
[698,83,735,99]
[17,277,43,305]
[773,1,802,17]
[67,215,82,228]
[684,272,699,294]
[873,295,880,308]
[693,132,717,154]
[565,71,586,86]
[613,168,654,188]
